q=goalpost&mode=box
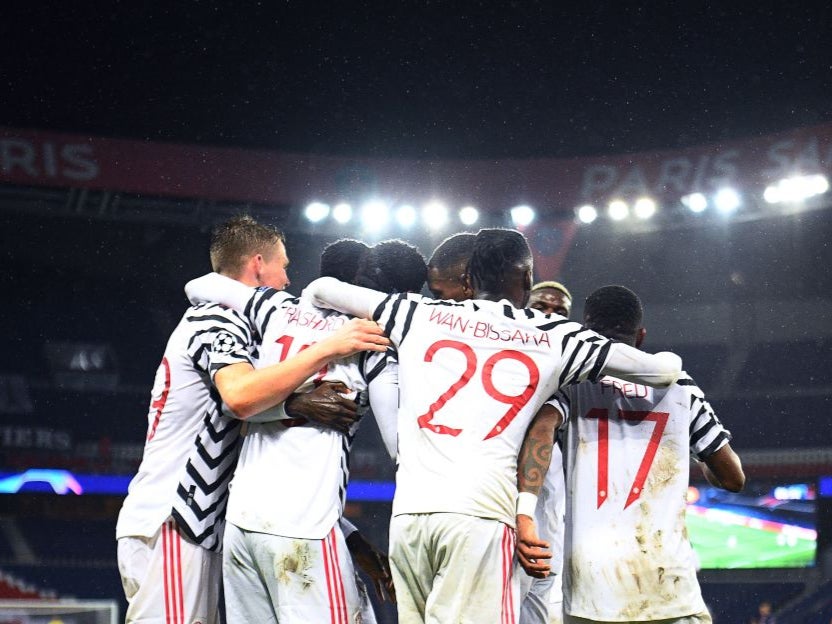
[0,599,118,624]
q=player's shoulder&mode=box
[673,370,706,398]
[255,286,299,309]
[187,301,246,321]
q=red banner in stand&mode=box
[1,125,831,211]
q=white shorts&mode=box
[223,522,370,624]
[117,518,221,624]
[563,613,711,624]
[389,513,520,624]
[519,573,562,624]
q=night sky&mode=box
[2,2,831,158]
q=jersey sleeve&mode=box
[305,277,389,321]
[370,293,423,348]
[184,272,296,339]
[678,372,731,460]
[551,320,614,387]
[185,304,254,382]
[365,350,400,460]
[545,389,571,425]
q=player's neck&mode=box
[474,288,525,308]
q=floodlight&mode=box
[764,174,830,204]
[633,197,656,219]
[304,202,330,223]
[607,200,629,221]
[681,192,708,213]
[510,205,535,227]
[459,206,479,226]
[361,200,390,231]
[714,188,741,214]
[422,201,449,228]
[332,203,352,224]
[395,204,417,228]
[577,204,597,224]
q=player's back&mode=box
[226,288,369,540]
[117,303,251,549]
[374,294,612,526]
[559,373,726,621]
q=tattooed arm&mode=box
[515,403,563,578]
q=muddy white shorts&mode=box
[223,521,372,624]
[389,512,520,624]
[117,518,221,624]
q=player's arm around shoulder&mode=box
[515,402,563,578]
[602,342,683,388]
[214,318,390,419]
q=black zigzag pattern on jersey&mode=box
[170,509,220,547]
[381,293,406,337]
[182,457,238,496]
[338,431,356,509]
[201,410,242,443]
[372,293,395,323]
[558,332,588,387]
[174,484,229,520]
[697,431,730,460]
[523,308,535,319]
[398,300,419,347]
[587,342,612,382]
[195,431,241,468]
[676,377,697,387]
[537,318,570,331]
[422,299,466,308]
[503,304,515,319]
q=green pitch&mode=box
[687,514,815,568]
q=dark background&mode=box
[2,3,832,623]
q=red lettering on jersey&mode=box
[147,357,171,441]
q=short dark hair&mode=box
[428,232,476,271]
[209,215,284,277]
[583,285,643,343]
[320,238,370,283]
[355,239,427,293]
[467,228,533,293]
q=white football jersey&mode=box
[116,303,253,550]
[553,372,730,621]
[225,287,390,540]
[535,442,565,574]
[372,294,614,526]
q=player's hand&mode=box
[515,514,552,578]
[284,382,359,435]
[345,531,396,604]
[324,318,391,357]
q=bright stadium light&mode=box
[510,205,535,227]
[577,204,598,224]
[714,188,741,214]
[304,202,330,223]
[459,206,479,226]
[633,197,657,220]
[422,201,449,229]
[395,204,417,228]
[681,192,708,213]
[607,200,629,221]
[764,174,830,204]
[361,199,390,231]
[332,202,352,224]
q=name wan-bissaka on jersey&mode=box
[428,309,552,347]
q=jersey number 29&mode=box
[417,339,540,440]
